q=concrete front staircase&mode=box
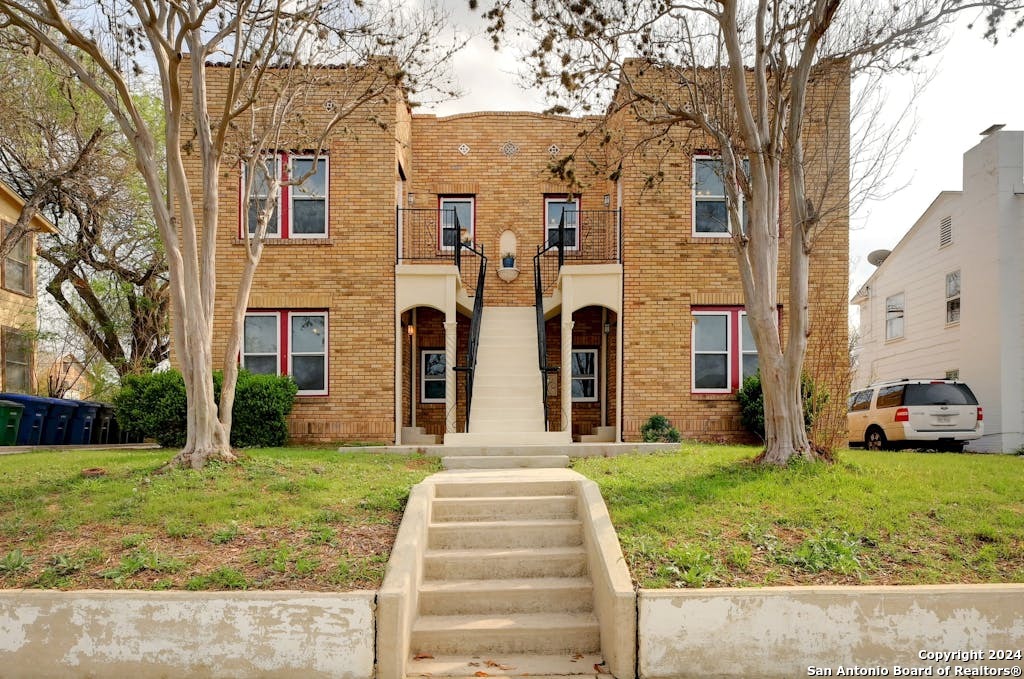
[443,307,569,469]
[399,473,606,679]
[402,426,439,445]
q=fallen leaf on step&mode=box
[484,661,516,670]
[468,662,480,667]
[571,653,584,661]
[594,663,607,673]
[474,672,490,677]
[412,653,434,661]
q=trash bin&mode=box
[0,393,50,445]
[41,398,78,445]
[92,404,114,445]
[0,399,24,445]
[67,400,100,445]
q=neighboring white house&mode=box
[851,126,1024,453]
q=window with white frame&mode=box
[546,196,580,249]
[421,350,445,403]
[243,153,328,239]
[693,311,731,391]
[739,312,759,382]
[439,196,474,249]
[945,270,960,324]
[2,225,32,296]
[571,348,598,402]
[885,293,905,340]
[692,307,765,393]
[693,157,748,236]
[242,310,328,395]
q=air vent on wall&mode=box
[939,216,952,247]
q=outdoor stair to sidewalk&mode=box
[402,426,439,445]
[407,479,605,677]
[443,307,570,468]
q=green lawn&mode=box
[574,444,1024,588]
[0,448,439,591]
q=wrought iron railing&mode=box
[452,242,486,428]
[396,207,465,263]
[533,244,559,431]
[536,208,622,294]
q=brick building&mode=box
[186,61,850,446]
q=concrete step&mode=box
[410,612,600,655]
[428,519,582,549]
[422,546,588,580]
[418,577,593,615]
[434,480,578,498]
[406,653,608,678]
[471,397,543,410]
[401,426,440,444]
[468,418,546,433]
[438,445,575,457]
[431,495,577,522]
[443,431,571,446]
[442,455,570,470]
[471,375,542,388]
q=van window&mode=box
[904,383,978,406]
[848,390,872,412]
[875,385,905,409]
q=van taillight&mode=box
[977,407,984,421]
[895,407,909,422]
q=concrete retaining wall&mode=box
[640,585,1024,679]
[0,590,376,679]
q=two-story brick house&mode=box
[187,61,849,446]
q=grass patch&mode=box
[0,447,439,591]
[574,443,1024,588]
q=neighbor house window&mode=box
[1,327,32,393]
[885,293,905,340]
[242,310,328,395]
[571,348,598,402]
[243,153,328,239]
[546,196,580,249]
[439,196,474,249]
[945,270,960,324]
[693,307,766,393]
[693,157,748,236]
[421,350,445,403]
[2,225,32,295]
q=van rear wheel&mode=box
[866,427,887,451]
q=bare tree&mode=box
[0,0,459,468]
[475,0,1023,464]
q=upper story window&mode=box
[546,196,580,249]
[571,348,597,402]
[693,157,748,236]
[242,310,328,395]
[439,196,474,249]
[243,153,328,239]
[945,270,960,325]
[885,293,905,340]
[2,225,33,296]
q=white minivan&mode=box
[847,379,983,452]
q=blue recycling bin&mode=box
[67,400,101,445]
[92,404,114,445]
[41,398,78,445]
[0,393,51,445]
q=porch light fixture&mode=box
[603,322,612,334]
[407,325,415,336]
[603,194,611,207]
[407,193,415,206]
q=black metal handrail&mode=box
[533,242,559,431]
[452,241,486,428]
[536,208,622,294]
[396,207,463,264]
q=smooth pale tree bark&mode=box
[0,0,457,468]
[476,0,1023,464]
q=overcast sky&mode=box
[419,10,1024,308]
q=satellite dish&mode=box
[867,249,891,267]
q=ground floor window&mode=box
[242,310,328,395]
[2,327,32,393]
[692,307,762,393]
[421,349,445,403]
[571,348,598,402]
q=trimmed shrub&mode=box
[640,414,681,443]
[736,372,829,440]
[113,369,297,448]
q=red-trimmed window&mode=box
[439,196,474,249]
[242,310,328,395]
[692,307,760,393]
[242,153,328,239]
[545,195,580,249]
